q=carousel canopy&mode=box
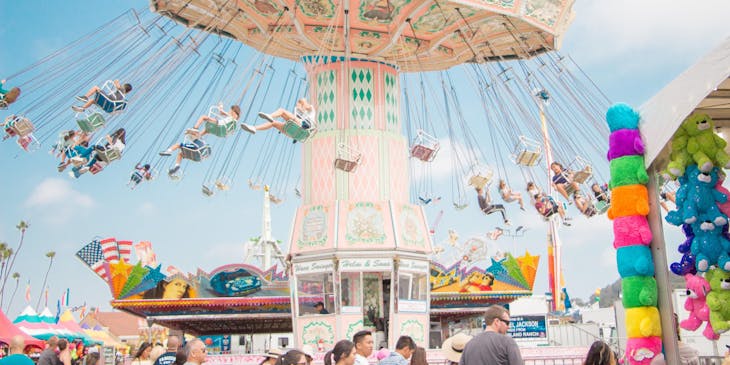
[642,36,730,168]
[150,0,576,71]
[0,309,45,349]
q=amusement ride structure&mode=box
[1,0,613,350]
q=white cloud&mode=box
[565,1,730,68]
[25,178,94,208]
[137,202,157,217]
[410,138,485,184]
[23,178,94,225]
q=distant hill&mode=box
[588,273,685,307]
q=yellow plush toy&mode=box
[626,306,662,338]
[607,184,650,219]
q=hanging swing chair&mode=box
[334,143,362,172]
[510,135,542,167]
[128,167,156,190]
[465,164,495,190]
[204,105,237,138]
[3,115,39,152]
[248,178,263,190]
[568,156,594,184]
[410,129,440,162]
[3,115,35,139]
[215,177,232,191]
[93,80,128,114]
[282,119,315,143]
[202,184,215,197]
[180,138,212,162]
[76,110,106,133]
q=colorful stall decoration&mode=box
[605,103,662,365]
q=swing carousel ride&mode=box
[1,0,612,348]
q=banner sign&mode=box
[507,315,548,346]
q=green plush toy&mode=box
[706,268,730,333]
[622,276,657,308]
[609,155,649,189]
[667,113,730,177]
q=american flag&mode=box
[75,240,107,279]
[99,237,119,262]
[117,240,133,262]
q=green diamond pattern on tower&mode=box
[384,73,399,131]
[316,70,337,131]
[350,68,374,129]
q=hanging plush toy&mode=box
[667,113,730,177]
[609,155,649,188]
[625,337,662,365]
[622,276,657,308]
[616,245,655,278]
[665,165,727,226]
[670,224,697,276]
[625,306,662,338]
[612,215,652,248]
[680,273,718,340]
[705,267,730,334]
[689,220,730,272]
[605,103,645,160]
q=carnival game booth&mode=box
[636,36,730,364]
[85,236,537,344]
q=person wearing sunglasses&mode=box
[459,305,523,365]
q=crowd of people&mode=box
[3,304,730,365]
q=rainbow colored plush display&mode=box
[605,103,662,364]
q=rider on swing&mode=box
[241,98,315,137]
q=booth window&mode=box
[398,272,427,301]
[297,272,334,316]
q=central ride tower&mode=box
[152,0,577,346]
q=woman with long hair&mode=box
[583,341,616,365]
[410,347,427,365]
[324,340,356,365]
[276,350,308,365]
[132,342,153,365]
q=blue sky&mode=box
[0,0,729,319]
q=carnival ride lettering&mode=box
[295,261,334,274]
[399,260,428,272]
[340,259,392,270]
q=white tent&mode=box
[641,36,730,167]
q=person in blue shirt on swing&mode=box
[241,98,315,135]
[71,79,132,113]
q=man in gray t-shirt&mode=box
[459,305,523,365]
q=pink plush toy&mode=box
[613,215,652,248]
[715,172,730,217]
[608,129,645,161]
[624,336,661,365]
[681,273,720,340]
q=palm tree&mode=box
[5,272,20,312]
[36,251,55,311]
[0,245,13,307]
[0,221,29,306]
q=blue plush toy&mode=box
[690,220,730,272]
[666,165,727,226]
[606,102,641,132]
[617,245,655,278]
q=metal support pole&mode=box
[647,165,679,365]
